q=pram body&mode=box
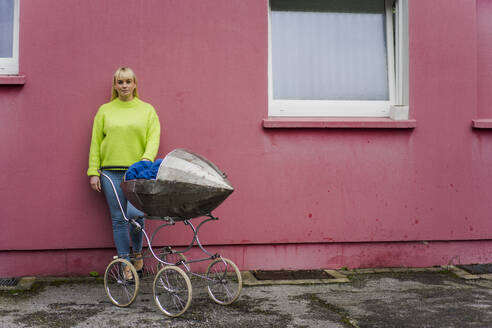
[121,148,234,219]
[100,149,241,317]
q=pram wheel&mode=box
[104,258,140,307]
[153,266,192,317]
[206,258,242,305]
[158,248,188,270]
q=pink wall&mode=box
[1,0,492,276]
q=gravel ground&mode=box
[1,270,492,328]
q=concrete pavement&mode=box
[1,266,492,327]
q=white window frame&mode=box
[0,0,20,75]
[268,0,409,118]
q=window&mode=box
[0,0,19,75]
[268,0,409,118]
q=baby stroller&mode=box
[99,149,241,317]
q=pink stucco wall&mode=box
[1,0,492,276]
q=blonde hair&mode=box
[111,67,139,100]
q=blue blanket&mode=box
[125,159,163,180]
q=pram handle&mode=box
[98,169,130,223]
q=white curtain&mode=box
[0,0,14,58]
[271,4,389,101]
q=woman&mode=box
[87,67,161,279]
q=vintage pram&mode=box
[99,149,242,317]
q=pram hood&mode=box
[121,149,234,219]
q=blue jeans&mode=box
[100,170,144,261]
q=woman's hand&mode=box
[89,176,101,192]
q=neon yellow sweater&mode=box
[87,98,161,176]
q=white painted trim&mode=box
[270,100,390,117]
[0,0,20,75]
[389,105,409,120]
[267,0,409,118]
[386,0,396,105]
[267,1,274,117]
[396,0,409,107]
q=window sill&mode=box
[262,117,417,129]
[472,119,492,129]
[0,75,26,85]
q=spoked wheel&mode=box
[158,250,188,270]
[206,258,242,305]
[104,258,140,307]
[153,266,192,317]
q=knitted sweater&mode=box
[87,97,161,176]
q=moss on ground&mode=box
[0,281,45,300]
[296,293,359,328]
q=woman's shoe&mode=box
[133,252,144,278]
[123,264,134,282]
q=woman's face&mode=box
[114,73,136,101]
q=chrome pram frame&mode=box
[99,168,242,317]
